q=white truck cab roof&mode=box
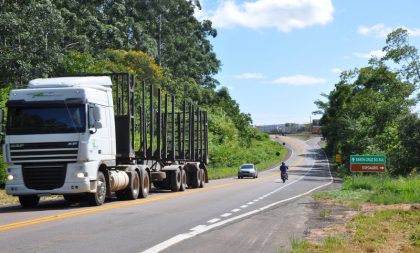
[29,76,112,90]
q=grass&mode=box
[299,174,420,253]
[319,209,332,218]
[0,189,18,205]
[290,209,420,253]
[315,175,420,207]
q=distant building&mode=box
[311,119,321,134]
[255,123,306,134]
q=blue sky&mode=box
[195,0,420,125]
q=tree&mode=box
[316,63,415,174]
[0,0,65,86]
[382,28,420,94]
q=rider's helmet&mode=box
[281,162,285,165]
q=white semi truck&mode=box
[3,73,208,207]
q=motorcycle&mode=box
[281,171,288,183]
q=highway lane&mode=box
[0,136,332,253]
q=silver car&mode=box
[238,164,258,179]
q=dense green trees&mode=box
[316,29,419,175]
[0,0,273,186]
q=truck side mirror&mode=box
[89,105,102,134]
[93,105,101,122]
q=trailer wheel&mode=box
[87,171,106,206]
[170,169,181,192]
[190,170,200,189]
[18,195,40,208]
[139,169,150,198]
[179,169,187,191]
[199,169,205,188]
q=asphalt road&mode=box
[0,136,332,253]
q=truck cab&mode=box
[4,76,116,206]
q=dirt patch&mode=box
[303,201,355,243]
[304,199,420,250]
[361,203,420,212]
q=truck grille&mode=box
[9,142,78,163]
[22,163,67,190]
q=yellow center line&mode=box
[1,139,307,232]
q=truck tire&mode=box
[139,169,150,198]
[18,195,40,208]
[170,169,181,192]
[190,170,200,189]
[116,171,140,200]
[87,171,107,206]
[199,169,205,188]
[179,169,187,191]
[126,171,140,200]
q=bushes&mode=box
[342,174,420,204]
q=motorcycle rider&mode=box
[280,162,288,180]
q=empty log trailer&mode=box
[3,73,208,207]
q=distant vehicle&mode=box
[238,164,258,179]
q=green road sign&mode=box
[350,155,386,164]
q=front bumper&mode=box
[6,179,93,196]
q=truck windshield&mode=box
[7,105,86,134]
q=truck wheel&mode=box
[170,169,181,192]
[139,169,150,198]
[199,169,205,188]
[125,171,140,200]
[18,195,40,208]
[190,170,200,189]
[117,171,140,200]
[179,169,187,191]
[87,171,106,206]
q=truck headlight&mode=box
[7,174,14,181]
[76,172,88,178]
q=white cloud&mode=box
[272,75,326,86]
[234,72,264,79]
[203,0,334,32]
[354,50,386,59]
[358,23,420,38]
[331,68,342,73]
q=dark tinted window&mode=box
[7,105,86,134]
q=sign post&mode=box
[350,155,386,186]
[350,155,386,173]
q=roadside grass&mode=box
[0,189,18,205]
[314,174,420,207]
[300,174,420,253]
[290,208,420,253]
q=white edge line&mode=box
[207,218,220,224]
[141,140,333,253]
[189,225,206,231]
